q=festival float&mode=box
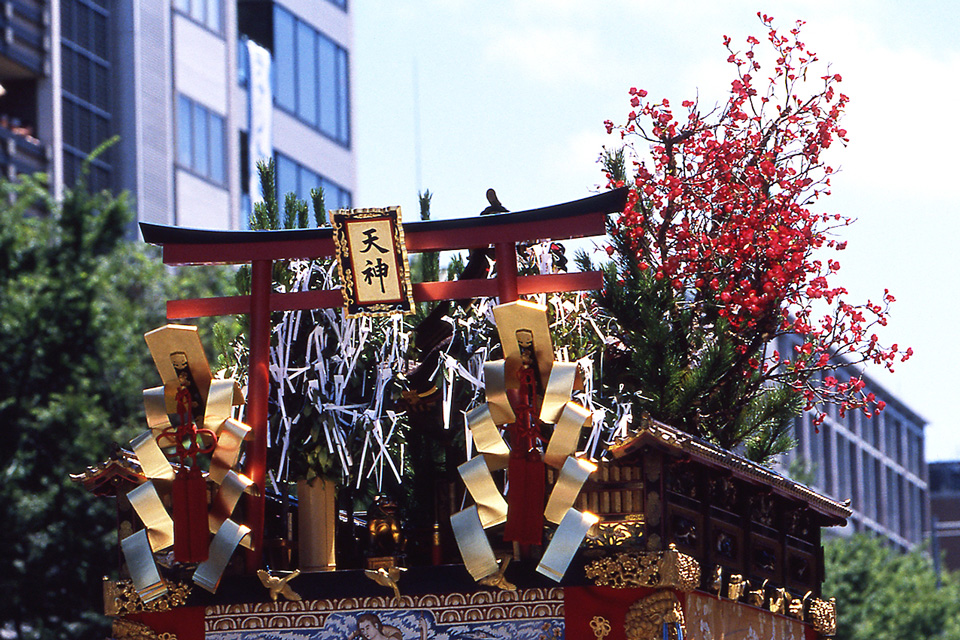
[73,186,847,640]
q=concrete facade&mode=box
[777,333,928,550]
[0,0,355,229]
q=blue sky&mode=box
[352,0,960,460]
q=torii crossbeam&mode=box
[140,186,628,569]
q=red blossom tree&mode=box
[586,14,908,460]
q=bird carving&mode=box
[769,588,789,614]
[257,569,302,602]
[708,565,723,594]
[481,188,508,215]
[478,556,516,591]
[788,591,813,619]
[364,566,407,601]
[747,579,768,607]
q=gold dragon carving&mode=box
[624,590,685,640]
[584,544,700,592]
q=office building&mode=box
[0,0,354,229]
[777,334,928,550]
[929,461,960,570]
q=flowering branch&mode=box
[593,14,908,457]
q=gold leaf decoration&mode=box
[624,590,685,640]
[584,544,699,592]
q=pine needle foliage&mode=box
[578,152,800,464]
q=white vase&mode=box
[297,478,337,572]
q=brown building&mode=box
[929,461,960,571]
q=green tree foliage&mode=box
[0,169,164,640]
[0,162,233,640]
[824,535,960,640]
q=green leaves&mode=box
[0,167,232,640]
[0,172,164,640]
[825,535,960,640]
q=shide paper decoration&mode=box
[268,259,409,492]
[451,299,598,582]
[122,325,254,600]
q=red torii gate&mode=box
[140,186,628,569]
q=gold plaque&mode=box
[332,207,415,317]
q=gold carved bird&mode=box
[708,565,723,594]
[478,556,516,591]
[257,569,302,602]
[364,566,407,601]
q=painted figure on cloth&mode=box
[351,613,428,640]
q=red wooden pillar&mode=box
[245,259,271,569]
[495,242,519,303]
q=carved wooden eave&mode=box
[70,448,147,497]
[609,420,851,527]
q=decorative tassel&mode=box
[503,455,545,545]
[172,465,209,563]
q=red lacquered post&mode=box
[245,259,272,569]
[495,242,519,303]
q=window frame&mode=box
[173,0,224,36]
[176,94,227,187]
[272,5,351,148]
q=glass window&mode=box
[209,112,225,184]
[93,11,108,59]
[913,432,923,475]
[849,440,858,505]
[76,107,92,153]
[837,434,850,501]
[271,9,350,146]
[95,115,109,150]
[62,0,75,43]
[62,102,75,149]
[177,94,226,185]
[299,166,320,203]
[77,3,92,51]
[274,7,296,111]
[205,0,220,33]
[874,459,883,524]
[177,95,193,167]
[189,0,204,25]
[62,48,75,94]
[823,424,834,495]
[336,48,350,143]
[95,64,109,108]
[886,467,898,531]
[275,153,352,213]
[317,35,337,138]
[77,55,91,100]
[863,450,875,520]
[237,37,249,86]
[276,154,298,204]
[174,0,222,33]
[297,22,317,125]
[193,102,209,177]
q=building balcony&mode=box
[0,117,48,177]
[0,0,48,79]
